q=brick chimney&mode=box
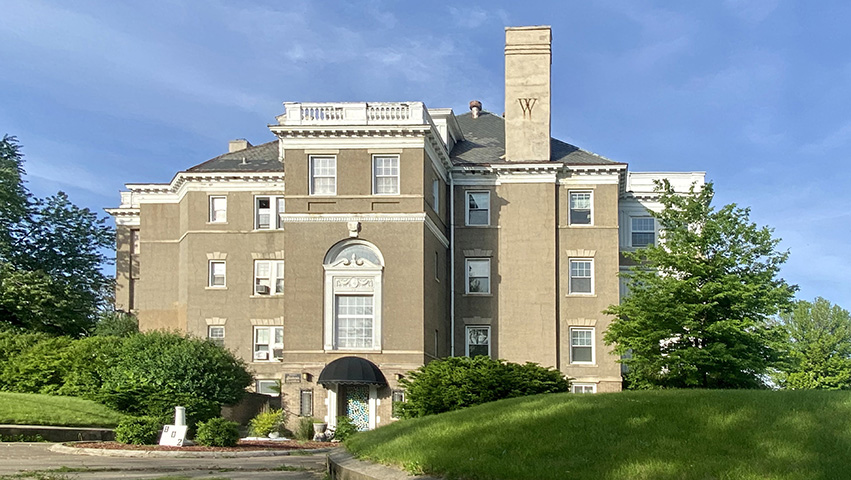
[504,26,551,162]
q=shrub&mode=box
[56,336,123,398]
[114,416,162,445]
[334,416,358,441]
[398,356,569,418]
[248,408,287,437]
[98,331,251,421]
[194,417,240,447]
[295,417,315,441]
[0,330,53,391]
[0,335,72,394]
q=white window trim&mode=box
[209,195,227,223]
[253,260,284,296]
[254,195,285,230]
[256,379,279,396]
[465,325,491,357]
[569,327,595,365]
[630,216,656,247]
[571,383,597,393]
[323,241,383,352]
[372,155,400,195]
[568,190,594,226]
[465,258,491,295]
[207,325,225,346]
[299,389,314,417]
[568,258,594,295]
[208,260,226,288]
[253,326,284,362]
[432,178,440,212]
[465,190,490,226]
[310,155,337,196]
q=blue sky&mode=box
[1,1,848,310]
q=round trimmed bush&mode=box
[194,417,240,447]
[114,416,162,445]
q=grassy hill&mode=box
[0,392,126,428]
[347,389,851,480]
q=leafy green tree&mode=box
[0,134,114,337]
[778,297,851,390]
[604,181,796,389]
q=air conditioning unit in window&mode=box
[253,351,269,361]
[255,285,270,295]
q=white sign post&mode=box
[159,406,188,446]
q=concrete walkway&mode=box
[0,443,327,479]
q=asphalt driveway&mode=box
[0,443,327,479]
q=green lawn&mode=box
[0,392,126,428]
[347,389,851,480]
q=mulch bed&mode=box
[71,440,335,452]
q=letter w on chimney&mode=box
[518,98,537,120]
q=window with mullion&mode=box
[254,260,284,295]
[631,217,656,247]
[334,295,374,349]
[207,325,225,346]
[570,327,594,364]
[569,259,593,294]
[311,156,336,195]
[373,155,399,195]
[253,326,284,361]
[208,261,226,287]
[465,258,490,294]
[209,196,227,223]
[466,191,490,226]
[569,191,592,225]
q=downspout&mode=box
[449,170,456,357]
[554,180,561,370]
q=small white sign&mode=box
[159,424,188,446]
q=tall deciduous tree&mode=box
[604,181,796,389]
[778,297,851,390]
[0,135,114,336]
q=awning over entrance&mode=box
[318,356,388,387]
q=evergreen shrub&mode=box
[194,417,240,447]
[114,416,162,445]
[398,356,569,418]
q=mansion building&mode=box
[108,26,703,431]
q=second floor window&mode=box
[207,325,225,346]
[254,260,284,295]
[373,155,399,195]
[209,196,227,223]
[255,196,284,230]
[465,258,491,295]
[466,191,490,226]
[311,156,336,195]
[569,191,592,225]
[569,259,593,294]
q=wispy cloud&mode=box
[723,0,779,23]
[799,121,851,155]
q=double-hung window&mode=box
[432,178,440,212]
[569,259,593,294]
[631,217,656,247]
[466,326,490,357]
[207,325,225,347]
[208,261,226,288]
[310,156,336,195]
[253,326,283,361]
[465,258,491,295]
[255,196,284,230]
[209,196,227,223]
[299,390,313,416]
[254,260,284,295]
[570,327,594,364]
[569,191,592,225]
[372,155,399,195]
[466,191,490,226]
[334,295,374,349]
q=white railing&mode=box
[278,102,428,126]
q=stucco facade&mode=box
[108,25,703,430]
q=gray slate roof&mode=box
[450,111,621,166]
[185,141,282,173]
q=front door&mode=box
[342,384,370,431]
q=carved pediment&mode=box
[333,276,375,292]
